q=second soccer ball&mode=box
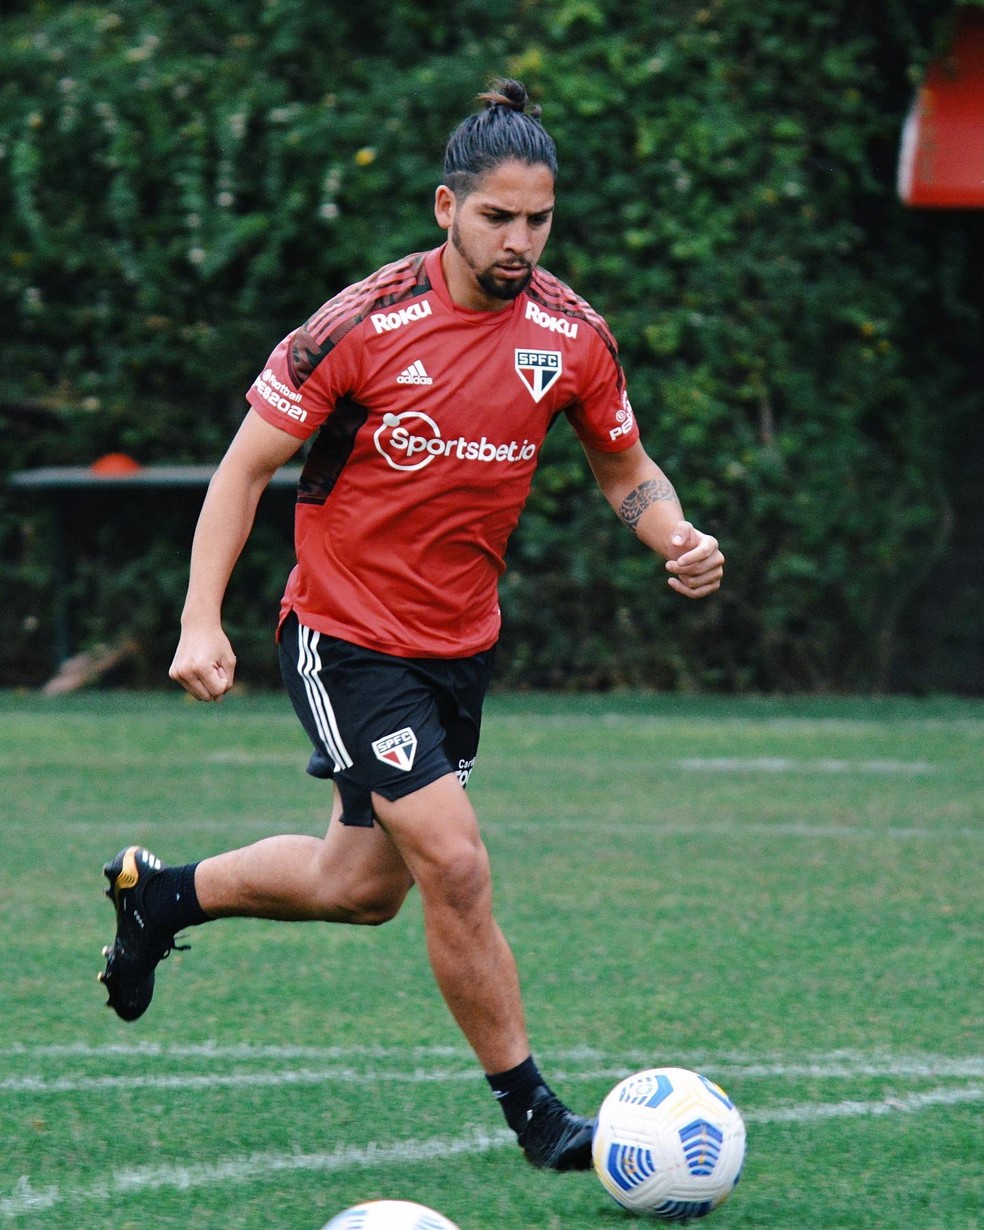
[320,1199,461,1230]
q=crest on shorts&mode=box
[372,727,418,771]
[515,348,562,403]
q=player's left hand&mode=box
[664,521,724,599]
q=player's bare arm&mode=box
[617,476,678,529]
[169,410,302,700]
[584,440,724,599]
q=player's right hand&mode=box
[664,520,724,599]
[168,626,237,701]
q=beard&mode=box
[476,266,532,301]
[451,222,533,301]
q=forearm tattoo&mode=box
[618,479,677,530]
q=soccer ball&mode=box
[320,1200,461,1230]
[593,1067,746,1221]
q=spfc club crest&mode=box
[371,727,418,771]
[515,348,562,403]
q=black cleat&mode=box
[98,845,186,1021]
[517,1085,596,1171]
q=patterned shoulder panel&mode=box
[288,252,431,387]
[526,266,620,363]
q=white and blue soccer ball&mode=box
[592,1067,746,1221]
[320,1200,460,1230]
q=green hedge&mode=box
[2,0,981,690]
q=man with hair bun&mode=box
[98,78,724,1171]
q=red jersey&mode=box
[246,244,639,658]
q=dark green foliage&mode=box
[1,0,981,690]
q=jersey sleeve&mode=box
[246,325,360,441]
[565,329,639,453]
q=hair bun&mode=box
[478,77,542,120]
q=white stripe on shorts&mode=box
[296,623,353,771]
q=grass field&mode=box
[1,690,982,1230]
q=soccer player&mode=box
[98,79,724,1171]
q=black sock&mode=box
[486,1056,548,1135]
[143,863,208,934]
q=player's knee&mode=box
[424,840,491,916]
[349,897,402,926]
[331,877,409,926]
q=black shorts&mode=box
[278,610,495,826]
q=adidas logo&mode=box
[396,360,433,386]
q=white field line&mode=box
[3,1087,983,1219]
[204,753,946,774]
[0,1041,470,1060]
[746,1083,984,1122]
[206,751,305,765]
[504,713,984,734]
[0,1126,514,1218]
[4,1042,983,1074]
[674,757,937,774]
[59,817,984,840]
[59,816,984,839]
[489,818,983,839]
[4,1049,984,1095]
[0,1066,477,1095]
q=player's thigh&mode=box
[318,786,414,918]
[371,773,490,906]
